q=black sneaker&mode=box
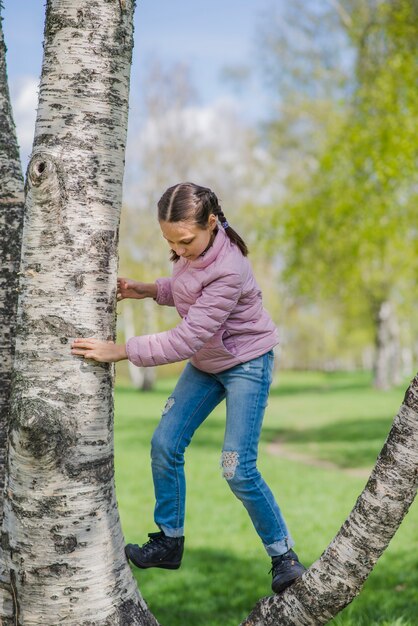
[270,549,307,593]
[125,531,184,570]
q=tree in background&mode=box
[0,1,157,623]
[259,0,418,386]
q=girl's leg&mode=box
[151,363,225,537]
[217,350,294,556]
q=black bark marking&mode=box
[10,569,19,626]
[64,455,114,484]
[90,230,117,271]
[38,496,69,516]
[44,10,79,40]
[32,562,81,578]
[12,398,77,463]
[72,272,85,289]
[1,531,10,551]
[36,314,95,340]
[51,532,78,554]
[64,585,89,596]
[32,133,63,149]
[79,597,160,626]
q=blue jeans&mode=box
[150,350,294,556]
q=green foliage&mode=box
[282,0,418,319]
[114,370,417,626]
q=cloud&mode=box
[124,96,283,208]
[9,75,39,165]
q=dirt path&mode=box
[267,440,371,479]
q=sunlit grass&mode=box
[114,369,417,626]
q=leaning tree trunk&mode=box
[0,1,158,624]
[241,372,418,625]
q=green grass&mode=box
[114,370,418,626]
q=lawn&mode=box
[114,370,418,626]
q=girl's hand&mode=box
[71,338,127,363]
[117,277,149,301]
[117,278,157,301]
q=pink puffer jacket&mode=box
[125,227,279,373]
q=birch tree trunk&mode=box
[0,3,25,521]
[123,301,145,388]
[0,8,25,619]
[122,300,156,390]
[373,300,402,390]
[241,372,418,626]
[0,2,158,624]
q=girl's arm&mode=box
[126,270,242,367]
[117,278,157,300]
[117,277,175,307]
[71,338,127,362]
[70,277,175,362]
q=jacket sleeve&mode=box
[155,277,175,306]
[125,271,242,367]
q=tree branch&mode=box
[241,374,418,625]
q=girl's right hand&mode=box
[117,278,149,301]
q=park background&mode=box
[3,1,417,624]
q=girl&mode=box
[71,182,306,593]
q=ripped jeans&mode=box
[150,350,294,556]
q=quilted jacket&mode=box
[125,227,279,373]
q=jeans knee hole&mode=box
[162,396,175,416]
[220,451,240,480]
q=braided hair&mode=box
[158,182,248,261]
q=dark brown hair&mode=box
[158,182,248,261]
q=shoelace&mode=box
[269,554,296,575]
[140,532,169,557]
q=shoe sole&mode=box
[272,567,307,594]
[272,575,299,594]
[125,546,182,570]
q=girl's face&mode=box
[159,215,217,261]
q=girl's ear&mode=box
[208,213,217,230]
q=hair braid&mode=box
[158,182,248,259]
[207,190,248,256]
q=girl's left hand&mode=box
[71,338,127,363]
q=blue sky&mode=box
[2,1,274,164]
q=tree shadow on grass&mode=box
[131,547,271,626]
[269,380,373,398]
[261,416,394,446]
[130,543,418,626]
[179,415,394,468]
[260,417,394,469]
[269,371,374,397]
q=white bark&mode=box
[241,373,418,625]
[0,9,25,620]
[374,300,401,390]
[0,2,158,624]
[0,4,25,520]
